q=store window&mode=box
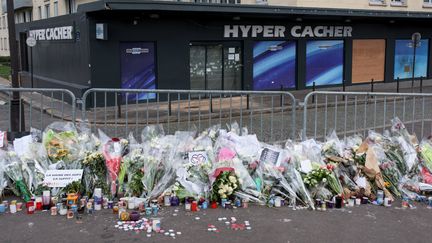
[306,40,344,86]
[253,41,296,90]
[390,0,407,6]
[189,42,242,90]
[352,39,385,83]
[394,39,429,79]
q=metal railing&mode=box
[81,89,297,143]
[0,88,76,132]
[302,91,432,140]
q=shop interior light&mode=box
[295,17,302,22]
[268,45,283,51]
[233,16,241,21]
[149,14,159,19]
[318,45,333,49]
[345,19,351,23]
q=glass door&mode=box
[190,42,242,91]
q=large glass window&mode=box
[306,40,344,86]
[394,39,429,79]
[253,41,296,90]
[189,42,242,90]
[352,39,386,83]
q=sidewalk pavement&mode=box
[1,76,431,124]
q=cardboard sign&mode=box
[44,170,84,188]
[0,131,6,148]
[260,148,280,166]
[188,151,208,166]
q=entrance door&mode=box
[189,42,242,90]
[120,42,156,101]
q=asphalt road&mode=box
[0,200,431,243]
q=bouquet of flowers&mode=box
[4,151,31,202]
[43,122,80,168]
[82,151,109,196]
[101,132,128,198]
[210,170,240,202]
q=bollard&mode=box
[210,95,213,113]
[396,77,400,93]
[420,76,423,93]
[117,93,122,118]
[312,81,316,104]
[280,85,283,107]
[168,94,172,116]
[246,94,249,110]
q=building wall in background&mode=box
[0,1,8,56]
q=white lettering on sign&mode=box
[225,25,352,38]
[29,26,74,41]
[43,169,83,188]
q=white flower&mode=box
[226,187,233,194]
[218,189,225,195]
[229,176,237,184]
[322,178,327,183]
[221,194,227,199]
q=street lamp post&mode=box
[6,0,24,132]
[411,32,421,91]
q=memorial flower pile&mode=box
[0,117,432,210]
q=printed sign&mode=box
[29,26,74,41]
[44,170,84,188]
[224,25,352,38]
[300,159,313,174]
[188,151,209,166]
[0,131,6,148]
[260,148,280,166]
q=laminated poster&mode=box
[260,148,280,166]
[0,131,5,148]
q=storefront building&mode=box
[15,1,432,99]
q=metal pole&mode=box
[371,78,374,93]
[312,81,316,104]
[30,47,33,88]
[342,79,346,101]
[420,76,423,93]
[411,43,417,92]
[397,77,400,93]
[7,0,23,132]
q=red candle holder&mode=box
[26,202,35,214]
[210,201,218,209]
[36,202,42,211]
[191,201,198,212]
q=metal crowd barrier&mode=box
[302,91,432,140]
[0,88,76,133]
[81,89,297,143]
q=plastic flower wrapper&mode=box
[390,117,419,173]
[398,175,421,199]
[4,151,31,201]
[0,151,7,197]
[146,135,185,201]
[43,122,81,169]
[141,124,165,143]
[302,163,341,199]
[283,162,315,209]
[322,131,346,163]
[259,159,300,206]
[100,130,128,199]
[121,133,146,197]
[82,150,109,197]
[419,140,432,175]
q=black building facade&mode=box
[15,1,432,98]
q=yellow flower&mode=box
[384,181,391,188]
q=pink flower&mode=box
[217,147,236,162]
